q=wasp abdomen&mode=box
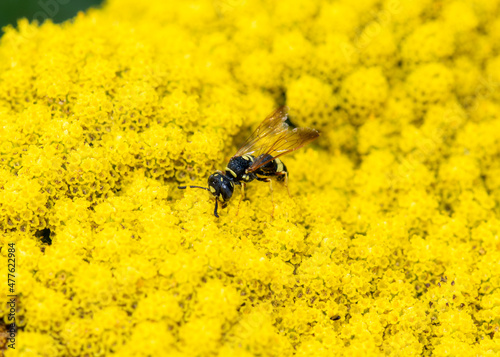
[254,154,288,181]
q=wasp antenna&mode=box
[178,185,210,191]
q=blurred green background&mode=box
[0,0,103,33]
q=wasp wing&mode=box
[233,106,290,158]
[247,126,320,173]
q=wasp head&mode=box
[207,172,234,203]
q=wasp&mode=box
[178,106,319,217]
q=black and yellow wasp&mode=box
[179,106,319,217]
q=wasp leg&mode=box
[276,171,291,198]
[256,177,274,217]
[235,182,246,217]
[268,178,274,217]
[214,199,219,218]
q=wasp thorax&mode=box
[207,172,234,202]
[225,155,255,182]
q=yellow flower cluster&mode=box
[1,0,500,355]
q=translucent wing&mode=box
[233,106,290,158]
[247,126,320,173]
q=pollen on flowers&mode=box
[2,0,500,356]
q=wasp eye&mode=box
[207,174,220,197]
